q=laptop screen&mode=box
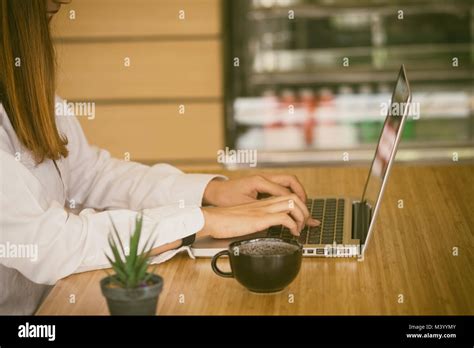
[359,65,411,247]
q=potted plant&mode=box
[100,213,163,315]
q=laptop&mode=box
[191,65,412,258]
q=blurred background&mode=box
[52,0,473,167]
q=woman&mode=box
[0,0,318,314]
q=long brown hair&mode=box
[0,0,68,164]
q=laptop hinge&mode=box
[352,201,372,243]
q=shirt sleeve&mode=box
[0,150,204,285]
[57,112,225,211]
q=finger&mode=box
[259,195,319,226]
[269,194,310,222]
[253,175,292,198]
[230,195,279,209]
[287,205,305,232]
[251,196,319,227]
[261,174,307,203]
[236,194,256,204]
[263,199,305,231]
[256,213,298,236]
[270,213,299,236]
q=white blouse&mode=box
[0,99,221,314]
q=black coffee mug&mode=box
[211,237,303,293]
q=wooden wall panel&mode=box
[51,0,221,38]
[77,103,223,162]
[55,40,222,100]
[53,0,223,162]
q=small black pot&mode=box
[100,274,164,315]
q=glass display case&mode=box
[223,0,473,166]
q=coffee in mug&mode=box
[211,237,302,293]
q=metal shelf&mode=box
[254,43,472,55]
[224,143,474,169]
[248,2,472,20]
[249,68,472,85]
[249,42,472,83]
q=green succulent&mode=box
[105,213,157,288]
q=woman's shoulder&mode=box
[0,102,18,154]
[54,96,82,135]
[0,96,86,155]
[0,101,5,119]
[55,97,95,122]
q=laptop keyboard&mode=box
[266,198,345,245]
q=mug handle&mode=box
[211,250,233,278]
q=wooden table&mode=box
[36,164,474,315]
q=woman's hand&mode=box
[198,194,320,239]
[203,174,308,207]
